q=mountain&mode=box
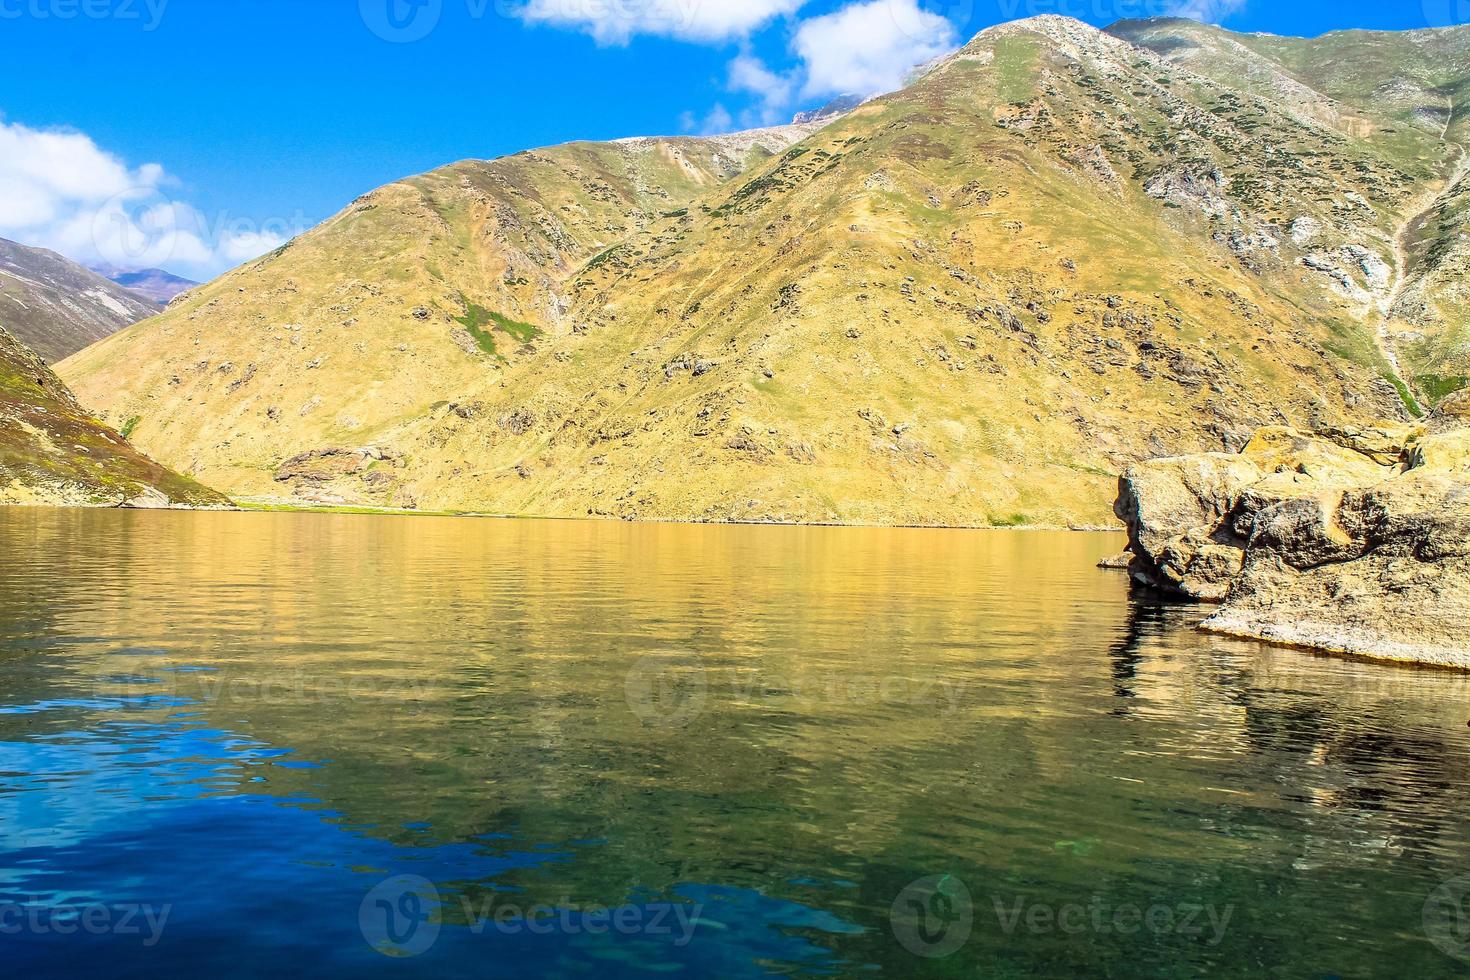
[793,94,865,125]
[0,238,160,363]
[90,264,201,306]
[1109,16,1470,408]
[0,323,228,507]
[57,16,1470,526]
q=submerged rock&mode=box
[1115,424,1470,669]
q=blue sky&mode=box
[0,0,1458,280]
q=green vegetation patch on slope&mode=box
[453,296,543,356]
[1417,373,1469,403]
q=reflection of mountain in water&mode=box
[2,510,1469,975]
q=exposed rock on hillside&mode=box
[1116,423,1470,668]
[0,325,229,508]
[1113,16,1470,408]
[273,446,414,509]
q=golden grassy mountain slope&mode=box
[0,324,227,507]
[59,16,1467,526]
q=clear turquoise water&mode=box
[2,508,1469,977]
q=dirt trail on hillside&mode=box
[1378,101,1469,388]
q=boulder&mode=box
[1428,389,1470,434]
[1203,473,1470,669]
[1114,452,1263,599]
[1114,424,1470,668]
[1405,429,1470,476]
[120,486,173,510]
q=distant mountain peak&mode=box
[792,95,864,126]
[87,265,201,307]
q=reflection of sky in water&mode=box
[0,702,862,978]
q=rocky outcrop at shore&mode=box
[1114,422,1470,669]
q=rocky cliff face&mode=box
[1115,420,1470,668]
[1112,17,1470,410]
[56,17,1470,525]
[0,324,229,508]
[0,238,160,363]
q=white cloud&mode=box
[682,103,737,135]
[0,117,294,281]
[794,0,957,99]
[1165,0,1248,24]
[728,54,796,125]
[517,0,805,45]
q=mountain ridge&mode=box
[56,16,1470,526]
[0,238,159,362]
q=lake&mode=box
[2,508,1469,977]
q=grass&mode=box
[452,299,542,356]
[1386,374,1425,418]
[991,36,1041,104]
[453,298,499,356]
[1320,319,1425,417]
[1416,374,1468,404]
[584,245,625,271]
[488,311,541,346]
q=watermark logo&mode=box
[90,186,191,271]
[360,875,442,958]
[1423,0,1470,28]
[150,666,438,708]
[1424,875,1470,963]
[624,652,707,729]
[360,0,443,42]
[357,876,705,954]
[890,874,973,958]
[890,880,1234,958]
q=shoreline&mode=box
[0,499,1128,532]
[1201,613,1470,674]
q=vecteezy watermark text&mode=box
[624,654,971,729]
[890,875,1234,959]
[95,666,439,709]
[0,900,171,947]
[0,0,167,30]
[991,895,1233,945]
[359,874,703,958]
